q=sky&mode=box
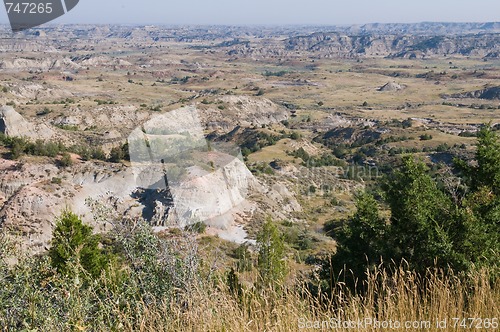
[0,0,499,25]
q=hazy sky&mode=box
[1,0,499,25]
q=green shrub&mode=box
[289,131,301,140]
[257,218,287,288]
[184,222,207,234]
[232,243,253,272]
[59,152,73,168]
[91,147,107,161]
[108,146,125,163]
[48,210,110,279]
[36,107,52,116]
[51,177,62,184]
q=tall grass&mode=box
[1,229,498,331]
[125,267,498,332]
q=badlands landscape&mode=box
[0,23,499,331]
[0,23,499,250]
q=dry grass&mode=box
[247,139,298,163]
[106,267,499,332]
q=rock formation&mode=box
[378,82,404,92]
[444,86,500,100]
[0,106,54,139]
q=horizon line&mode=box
[1,21,500,28]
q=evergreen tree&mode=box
[456,125,500,194]
[454,125,500,269]
[329,192,386,288]
[317,128,500,296]
[49,210,109,279]
[384,156,459,272]
[257,218,287,288]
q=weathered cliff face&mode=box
[7,82,74,100]
[52,105,149,132]
[222,31,500,59]
[0,105,300,250]
[342,22,500,35]
[0,157,247,249]
[201,96,289,132]
[0,159,67,250]
[127,106,260,231]
[0,57,79,71]
[444,86,500,100]
[166,156,256,228]
[0,106,54,139]
[281,33,500,58]
[2,23,497,63]
[2,22,499,44]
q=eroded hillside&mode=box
[0,24,498,256]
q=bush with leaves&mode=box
[0,216,204,330]
[456,125,500,194]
